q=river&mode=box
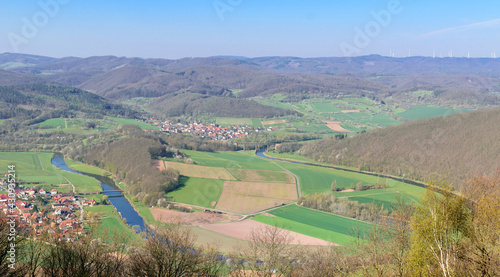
[51,153,145,232]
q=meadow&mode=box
[37,153,102,193]
[84,203,141,243]
[274,160,381,194]
[166,177,224,208]
[215,117,260,127]
[183,150,284,171]
[39,118,66,128]
[108,117,160,130]
[35,116,159,135]
[253,204,374,245]
[0,152,100,193]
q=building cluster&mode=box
[142,118,253,140]
[0,181,96,241]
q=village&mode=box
[0,178,97,241]
[141,117,262,140]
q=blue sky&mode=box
[1,0,499,59]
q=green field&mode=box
[65,159,107,175]
[37,153,102,193]
[85,204,141,243]
[216,117,253,126]
[253,205,374,245]
[184,150,284,171]
[275,161,381,194]
[226,168,294,183]
[0,119,4,125]
[36,117,122,134]
[291,121,332,133]
[398,106,469,120]
[251,118,262,127]
[360,114,401,127]
[310,102,341,113]
[166,177,223,208]
[108,117,159,130]
[39,118,66,128]
[264,152,320,163]
[0,152,67,188]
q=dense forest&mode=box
[298,107,500,187]
[0,84,137,120]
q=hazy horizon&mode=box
[1,1,499,59]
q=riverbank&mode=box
[53,154,146,234]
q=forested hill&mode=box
[298,107,500,187]
[0,83,137,122]
[2,53,499,107]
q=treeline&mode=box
[165,133,237,152]
[235,132,320,146]
[298,192,389,222]
[298,108,500,187]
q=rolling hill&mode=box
[1,53,500,118]
[298,107,500,187]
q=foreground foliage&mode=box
[1,171,499,276]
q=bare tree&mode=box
[229,222,302,277]
[126,224,224,277]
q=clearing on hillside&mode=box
[155,160,236,180]
[215,181,297,214]
[226,168,295,183]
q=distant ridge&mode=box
[1,53,499,117]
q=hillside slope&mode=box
[298,108,500,186]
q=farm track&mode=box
[240,151,302,198]
[168,200,298,218]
